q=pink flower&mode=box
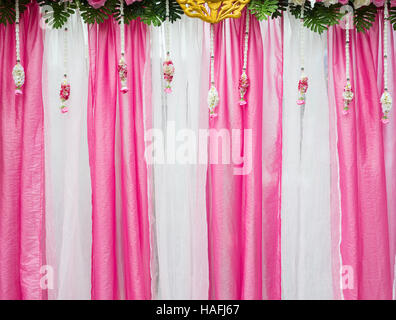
[391,0,396,6]
[373,0,385,6]
[87,0,107,9]
[338,0,349,4]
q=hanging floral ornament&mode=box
[342,11,353,115]
[297,4,308,106]
[118,0,128,94]
[208,23,219,118]
[381,1,392,124]
[59,17,70,114]
[238,11,250,106]
[12,0,25,95]
[163,0,175,93]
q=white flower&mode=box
[290,0,306,6]
[322,0,338,7]
[353,0,371,9]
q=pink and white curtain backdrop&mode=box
[1,2,396,300]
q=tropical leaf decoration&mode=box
[0,0,395,33]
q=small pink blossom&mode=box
[87,0,107,9]
[373,0,385,7]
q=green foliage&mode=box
[248,0,279,21]
[0,0,29,26]
[389,5,396,31]
[353,3,377,33]
[289,2,343,34]
[0,0,391,34]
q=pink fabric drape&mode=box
[87,19,151,300]
[207,12,283,300]
[328,18,392,299]
[0,3,45,300]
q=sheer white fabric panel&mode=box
[281,12,333,299]
[43,12,92,300]
[150,17,209,300]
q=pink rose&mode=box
[338,0,349,4]
[373,0,385,6]
[87,0,107,9]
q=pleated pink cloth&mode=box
[87,19,151,300]
[328,19,392,299]
[207,12,283,300]
[0,4,45,300]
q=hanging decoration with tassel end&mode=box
[12,0,25,95]
[297,4,308,106]
[60,10,70,114]
[342,10,353,115]
[381,0,392,124]
[238,10,250,106]
[118,0,128,94]
[208,23,219,119]
[163,0,175,93]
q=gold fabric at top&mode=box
[176,0,250,24]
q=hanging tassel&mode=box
[342,10,353,115]
[60,17,70,114]
[12,0,25,95]
[118,0,128,94]
[238,10,250,106]
[381,1,392,124]
[163,0,175,93]
[297,4,308,106]
[208,23,219,118]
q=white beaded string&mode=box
[299,4,305,77]
[381,1,392,123]
[63,1,68,81]
[242,12,250,73]
[210,23,215,86]
[165,0,170,56]
[13,0,25,95]
[207,23,219,118]
[345,14,350,82]
[384,2,389,93]
[120,0,125,57]
[15,0,20,63]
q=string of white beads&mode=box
[296,4,308,106]
[238,10,250,106]
[163,0,175,93]
[118,0,128,94]
[12,0,25,95]
[165,0,170,55]
[381,1,392,123]
[342,11,354,115]
[208,23,219,118]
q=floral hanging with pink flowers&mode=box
[60,78,70,114]
[163,58,175,93]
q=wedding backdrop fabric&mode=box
[328,14,392,300]
[0,4,45,300]
[207,14,283,300]
[1,3,396,300]
[42,12,92,300]
[87,18,151,300]
[281,12,333,300]
[150,16,210,300]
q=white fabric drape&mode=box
[149,16,209,300]
[281,12,333,299]
[43,12,92,300]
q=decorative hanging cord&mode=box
[60,3,70,114]
[342,11,353,115]
[12,0,25,95]
[208,23,219,118]
[297,4,308,106]
[118,0,128,94]
[381,0,392,124]
[238,10,250,106]
[163,0,175,93]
